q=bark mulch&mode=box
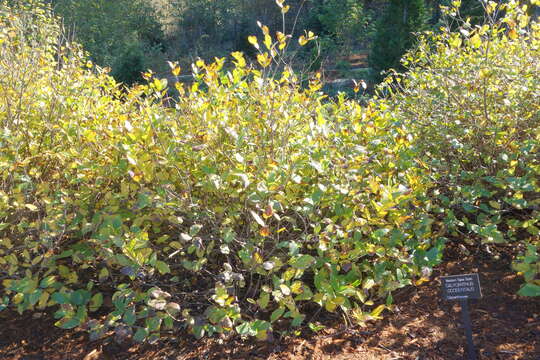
[1,244,539,360]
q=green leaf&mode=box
[28,289,42,306]
[291,314,305,327]
[39,276,57,288]
[236,321,256,336]
[308,322,325,332]
[98,268,109,282]
[517,283,540,297]
[146,316,162,332]
[133,327,149,342]
[155,261,171,275]
[252,320,271,331]
[51,292,69,305]
[189,224,203,236]
[258,292,270,309]
[89,293,103,312]
[136,193,151,209]
[56,317,81,329]
[70,290,91,306]
[270,307,285,323]
[291,255,315,270]
[123,306,136,326]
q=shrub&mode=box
[111,44,146,85]
[0,0,441,341]
[386,0,540,296]
[1,0,537,347]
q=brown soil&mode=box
[1,244,539,360]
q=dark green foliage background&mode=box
[48,0,514,85]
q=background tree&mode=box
[52,0,163,84]
[369,0,429,80]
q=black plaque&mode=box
[441,273,481,301]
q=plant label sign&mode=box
[441,273,482,301]
[440,273,482,360]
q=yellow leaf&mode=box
[470,34,482,48]
[256,329,268,341]
[363,278,375,289]
[489,201,501,209]
[25,204,38,211]
[167,61,181,76]
[259,226,270,237]
[142,71,153,80]
[508,28,518,40]
[231,51,246,67]
[83,130,97,142]
[518,14,529,29]
[334,296,345,305]
[449,34,462,48]
[13,293,24,305]
[264,34,272,50]
[174,82,185,96]
[291,281,303,294]
[257,53,271,67]
[353,80,360,93]
[370,305,385,319]
[170,241,183,250]
[38,291,50,308]
[325,299,337,312]
[248,36,259,49]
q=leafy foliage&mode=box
[52,0,164,84]
[306,0,375,50]
[370,0,429,79]
[0,0,441,342]
[387,0,540,296]
[0,0,538,347]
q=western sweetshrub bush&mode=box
[0,0,538,345]
[387,0,540,297]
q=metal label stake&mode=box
[460,298,476,360]
[440,273,482,360]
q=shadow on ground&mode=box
[1,244,539,360]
